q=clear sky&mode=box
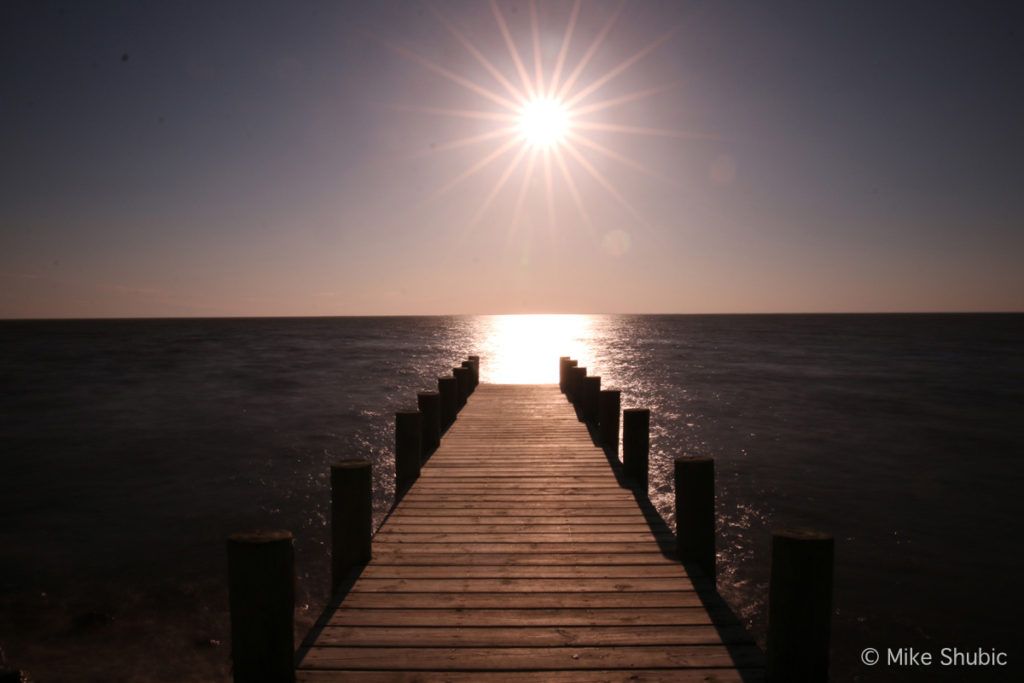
[2,0,1022,317]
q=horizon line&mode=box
[2,309,1022,323]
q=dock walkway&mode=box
[296,384,763,681]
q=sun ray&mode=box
[542,148,556,231]
[427,2,530,107]
[572,121,720,141]
[563,28,678,109]
[569,81,681,118]
[470,143,530,226]
[562,139,648,226]
[422,125,519,155]
[552,146,592,232]
[490,0,537,100]
[529,1,545,97]
[556,0,625,102]
[390,104,517,123]
[546,0,581,98]
[510,148,538,234]
[567,130,678,186]
[386,40,521,111]
[431,136,521,199]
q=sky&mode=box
[2,0,1022,317]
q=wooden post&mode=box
[468,355,480,387]
[461,361,475,394]
[438,376,457,429]
[569,366,586,405]
[558,356,570,393]
[767,530,834,683]
[598,389,620,453]
[330,460,371,591]
[563,359,578,398]
[582,376,601,423]
[395,411,422,492]
[417,391,441,455]
[623,408,650,489]
[674,456,716,583]
[226,530,295,683]
[453,367,472,407]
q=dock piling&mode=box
[330,460,372,591]
[417,392,441,455]
[563,359,579,398]
[453,367,471,408]
[568,366,586,405]
[467,355,480,387]
[437,376,457,429]
[582,376,601,423]
[558,356,571,392]
[623,408,650,490]
[395,411,422,491]
[598,389,621,453]
[226,530,295,683]
[767,529,834,682]
[674,456,716,583]
[461,361,476,393]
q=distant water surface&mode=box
[1,314,1021,681]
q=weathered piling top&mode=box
[295,383,763,681]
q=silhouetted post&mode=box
[767,530,834,683]
[569,366,586,405]
[468,355,480,387]
[623,408,650,489]
[582,376,601,423]
[461,361,475,394]
[598,389,620,453]
[395,411,422,492]
[563,359,578,397]
[331,460,371,591]
[453,367,472,408]
[417,391,441,455]
[558,357,570,392]
[226,530,295,683]
[438,376,457,429]
[674,456,716,583]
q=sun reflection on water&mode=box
[476,314,598,383]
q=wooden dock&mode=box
[294,383,764,681]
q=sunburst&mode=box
[390,0,715,233]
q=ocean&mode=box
[1,314,1021,681]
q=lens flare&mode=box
[393,0,714,229]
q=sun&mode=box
[389,1,709,228]
[519,98,570,149]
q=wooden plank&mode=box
[347,577,698,593]
[299,645,765,670]
[368,552,678,566]
[376,523,653,533]
[357,564,690,579]
[385,516,649,525]
[398,494,640,502]
[314,625,752,647]
[367,542,673,554]
[389,503,640,512]
[298,671,763,683]
[326,607,722,627]
[373,532,673,544]
[338,591,704,609]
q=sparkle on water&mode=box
[478,314,596,383]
